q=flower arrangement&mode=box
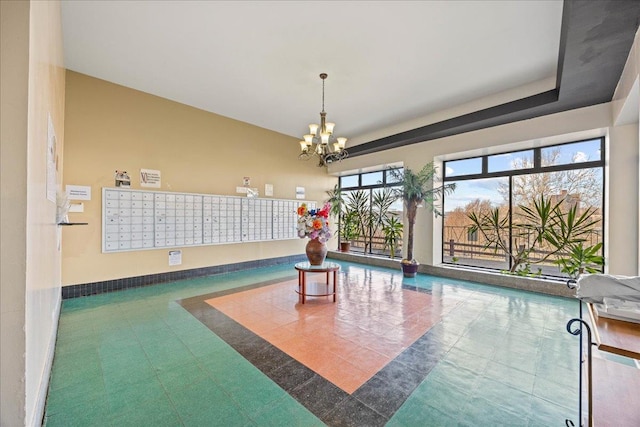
[296,202,332,242]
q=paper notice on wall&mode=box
[296,186,305,199]
[66,185,91,200]
[140,169,161,188]
[265,184,273,197]
[168,250,182,266]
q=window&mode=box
[445,157,482,178]
[442,138,604,278]
[339,168,402,258]
[361,171,383,186]
[487,149,533,173]
[541,139,602,166]
[340,174,359,188]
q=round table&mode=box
[294,261,340,304]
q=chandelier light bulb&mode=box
[309,124,319,136]
[303,134,314,144]
[320,133,330,144]
[325,122,335,134]
[337,137,347,150]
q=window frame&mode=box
[339,168,403,257]
[442,137,605,277]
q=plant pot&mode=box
[401,262,419,278]
[340,242,351,252]
[306,238,328,265]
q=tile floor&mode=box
[45,261,583,426]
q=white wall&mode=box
[330,101,640,276]
[606,124,639,275]
[611,28,640,275]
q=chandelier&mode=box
[298,73,348,167]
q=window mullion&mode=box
[508,175,513,272]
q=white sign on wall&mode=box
[169,250,182,266]
[140,169,161,188]
[66,185,92,200]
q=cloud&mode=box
[573,151,588,163]
[445,166,454,176]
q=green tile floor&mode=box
[45,262,582,426]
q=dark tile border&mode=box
[178,276,449,426]
[61,254,306,299]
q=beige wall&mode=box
[1,1,30,425]
[330,102,640,276]
[62,72,336,286]
[1,0,66,426]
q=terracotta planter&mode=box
[306,238,328,265]
[401,262,419,278]
[340,242,351,252]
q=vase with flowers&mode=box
[297,202,332,265]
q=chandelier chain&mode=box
[322,77,325,112]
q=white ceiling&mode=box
[61,0,563,146]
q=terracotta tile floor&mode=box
[206,271,461,393]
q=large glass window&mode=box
[443,138,604,278]
[443,177,509,271]
[339,168,403,258]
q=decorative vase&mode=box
[306,238,328,265]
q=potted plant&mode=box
[382,215,403,259]
[325,184,345,221]
[339,209,360,252]
[389,163,456,277]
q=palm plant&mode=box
[339,209,360,251]
[371,187,397,238]
[467,194,602,275]
[382,216,403,259]
[555,242,604,279]
[388,163,456,277]
[345,190,370,251]
[325,184,344,220]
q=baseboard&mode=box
[61,254,307,299]
[328,251,574,298]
